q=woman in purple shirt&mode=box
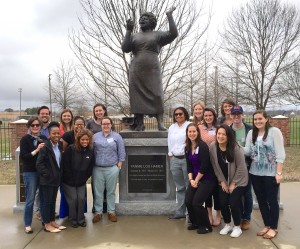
[184,123,216,234]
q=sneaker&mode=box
[78,222,87,227]
[241,220,250,230]
[108,212,117,222]
[219,224,233,235]
[230,226,242,238]
[92,214,102,223]
[71,223,78,228]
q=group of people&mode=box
[20,104,125,233]
[167,99,285,239]
[20,99,285,239]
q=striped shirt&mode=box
[93,131,126,167]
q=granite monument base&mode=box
[116,131,176,215]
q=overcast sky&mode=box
[0,0,299,111]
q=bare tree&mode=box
[50,60,81,110]
[280,61,300,105]
[69,0,211,114]
[219,0,300,109]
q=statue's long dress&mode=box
[125,30,176,115]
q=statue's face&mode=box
[139,15,151,30]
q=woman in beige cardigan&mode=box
[209,124,248,238]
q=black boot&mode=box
[129,115,138,131]
[156,114,167,131]
[135,114,145,131]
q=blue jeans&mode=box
[250,174,279,229]
[170,157,189,216]
[23,172,39,227]
[240,173,253,221]
[93,166,120,214]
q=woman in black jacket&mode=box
[36,121,66,233]
[184,123,216,234]
[20,116,46,234]
[61,129,95,227]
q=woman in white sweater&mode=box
[244,110,285,239]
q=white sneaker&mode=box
[230,226,242,238]
[219,224,233,235]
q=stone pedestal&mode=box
[116,131,176,215]
[10,119,28,160]
[13,147,25,213]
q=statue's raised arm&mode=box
[165,6,178,40]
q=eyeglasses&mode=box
[174,113,184,117]
[75,124,84,127]
[101,123,111,126]
[30,124,40,127]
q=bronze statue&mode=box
[122,7,178,131]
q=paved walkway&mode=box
[0,183,299,249]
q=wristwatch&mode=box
[276,171,282,176]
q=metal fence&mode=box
[1,117,299,161]
[0,123,13,160]
[289,117,300,146]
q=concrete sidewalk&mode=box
[0,183,299,249]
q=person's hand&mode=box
[166,6,176,16]
[126,19,134,31]
[228,182,236,193]
[36,143,45,152]
[190,179,198,188]
[275,174,283,184]
[220,181,229,193]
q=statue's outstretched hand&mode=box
[166,6,176,15]
[126,19,134,31]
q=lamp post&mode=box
[18,88,22,118]
[48,74,52,121]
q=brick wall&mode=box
[269,117,290,146]
[10,120,28,160]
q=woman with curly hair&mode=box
[61,129,95,228]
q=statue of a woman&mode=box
[122,7,178,131]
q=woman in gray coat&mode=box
[210,124,248,238]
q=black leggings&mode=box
[218,185,245,226]
[185,180,216,228]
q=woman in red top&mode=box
[59,109,74,136]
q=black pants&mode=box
[251,174,279,229]
[205,179,220,210]
[39,185,59,224]
[218,185,245,226]
[185,180,216,228]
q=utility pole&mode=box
[18,88,22,118]
[48,74,52,121]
